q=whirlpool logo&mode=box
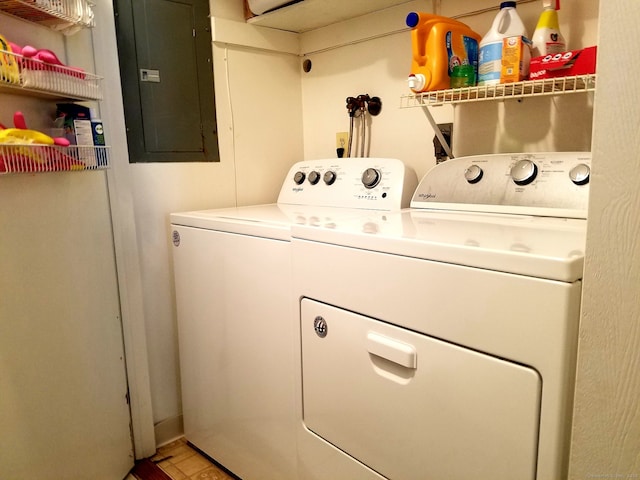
[418,192,437,199]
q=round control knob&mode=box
[293,171,305,185]
[464,164,483,184]
[510,159,538,186]
[569,163,590,185]
[361,168,381,189]
[323,170,337,185]
[308,171,320,185]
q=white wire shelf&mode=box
[0,49,102,100]
[400,74,596,108]
[0,144,109,174]
[0,0,94,33]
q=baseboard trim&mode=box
[154,415,184,448]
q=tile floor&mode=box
[149,437,236,480]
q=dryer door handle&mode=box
[367,332,417,369]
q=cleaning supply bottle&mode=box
[531,0,566,57]
[406,12,481,92]
[478,1,528,86]
[90,108,108,167]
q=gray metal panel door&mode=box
[116,0,219,162]
[134,0,201,152]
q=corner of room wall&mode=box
[209,13,303,206]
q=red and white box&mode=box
[529,46,597,80]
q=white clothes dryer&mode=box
[291,152,591,480]
[170,158,417,480]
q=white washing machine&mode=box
[170,158,417,480]
[291,152,591,480]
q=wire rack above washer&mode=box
[400,74,596,108]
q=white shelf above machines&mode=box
[401,74,596,108]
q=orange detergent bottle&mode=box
[406,12,481,92]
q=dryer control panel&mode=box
[411,152,592,218]
[278,158,418,211]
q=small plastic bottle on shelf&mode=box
[531,0,566,57]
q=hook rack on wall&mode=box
[343,94,382,158]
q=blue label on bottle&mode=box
[446,31,454,74]
[478,41,503,83]
[464,36,479,82]
[464,36,479,66]
[446,32,479,77]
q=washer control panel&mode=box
[412,152,592,218]
[278,158,418,210]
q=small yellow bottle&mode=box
[531,0,567,57]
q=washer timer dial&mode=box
[361,168,381,189]
[510,159,538,186]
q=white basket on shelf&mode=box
[0,49,102,100]
[0,143,109,174]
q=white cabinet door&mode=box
[0,173,133,479]
[302,298,541,480]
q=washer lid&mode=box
[291,209,587,282]
[169,204,388,241]
[170,204,291,240]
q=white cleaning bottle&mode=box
[478,1,528,86]
[531,0,566,57]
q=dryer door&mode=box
[301,298,541,480]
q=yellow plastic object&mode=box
[406,12,481,92]
[0,34,20,85]
[0,128,55,145]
